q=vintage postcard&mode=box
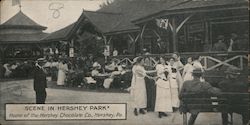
[0,0,249,125]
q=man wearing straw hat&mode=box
[33,58,47,104]
[218,67,249,125]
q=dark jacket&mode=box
[180,78,220,99]
[33,66,47,91]
[218,77,248,113]
[218,77,248,93]
[179,78,221,113]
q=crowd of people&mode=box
[128,53,248,125]
[0,50,248,124]
[31,54,132,90]
[0,60,34,78]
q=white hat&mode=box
[93,62,100,68]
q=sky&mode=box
[0,0,106,33]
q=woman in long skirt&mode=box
[130,57,151,116]
[155,57,173,118]
[182,57,194,81]
[57,60,68,86]
[168,57,180,111]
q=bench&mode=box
[180,92,249,125]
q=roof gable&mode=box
[83,11,123,33]
[1,11,46,30]
[43,22,76,41]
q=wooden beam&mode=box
[172,17,178,52]
[140,23,147,53]
[102,34,107,45]
[153,30,161,40]
[128,33,140,43]
[176,13,194,33]
[107,36,113,44]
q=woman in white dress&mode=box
[192,55,205,82]
[172,53,184,70]
[130,57,152,116]
[168,57,180,111]
[192,55,204,71]
[57,60,68,86]
[155,57,173,118]
[182,57,194,81]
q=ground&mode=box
[0,79,244,125]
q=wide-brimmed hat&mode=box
[224,67,240,75]
[192,68,203,74]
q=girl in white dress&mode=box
[130,57,152,116]
[182,57,194,81]
[155,57,173,118]
[57,60,68,86]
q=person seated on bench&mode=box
[179,68,220,125]
[103,67,121,89]
[91,62,109,88]
[218,67,249,125]
[83,72,97,89]
[105,59,117,72]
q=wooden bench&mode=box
[180,93,249,125]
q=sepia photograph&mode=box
[0,0,249,125]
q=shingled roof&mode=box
[44,0,185,40]
[0,11,47,30]
[45,0,248,40]
[133,0,249,24]
[98,0,185,34]
[42,22,76,41]
[168,0,248,11]
[0,11,49,44]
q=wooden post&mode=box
[0,46,4,63]
[204,56,208,70]
[240,56,243,70]
[183,113,188,125]
[140,23,147,54]
[172,17,178,52]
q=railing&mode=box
[111,51,249,71]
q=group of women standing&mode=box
[47,58,69,86]
[130,53,203,118]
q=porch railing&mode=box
[111,51,248,71]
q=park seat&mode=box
[180,92,249,125]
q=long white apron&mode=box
[155,64,173,112]
[169,66,180,108]
[130,65,147,109]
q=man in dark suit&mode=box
[218,67,249,125]
[33,58,47,104]
[179,68,220,125]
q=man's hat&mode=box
[224,67,241,75]
[192,68,203,74]
[37,58,46,62]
